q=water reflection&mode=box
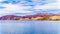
[0,20,59,34]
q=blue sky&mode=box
[0,0,60,17]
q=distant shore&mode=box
[0,13,60,20]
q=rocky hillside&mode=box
[0,14,60,20]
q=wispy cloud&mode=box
[0,0,60,17]
[0,3,34,16]
[32,0,60,14]
[33,1,60,10]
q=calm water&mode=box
[0,20,60,34]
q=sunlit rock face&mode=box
[0,0,60,20]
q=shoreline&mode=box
[0,13,60,20]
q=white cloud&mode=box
[33,0,60,10]
[0,0,60,17]
[0,4,32,12]
[0,3,33,17]
[0,4,32,11]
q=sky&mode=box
[0,0,60,17]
